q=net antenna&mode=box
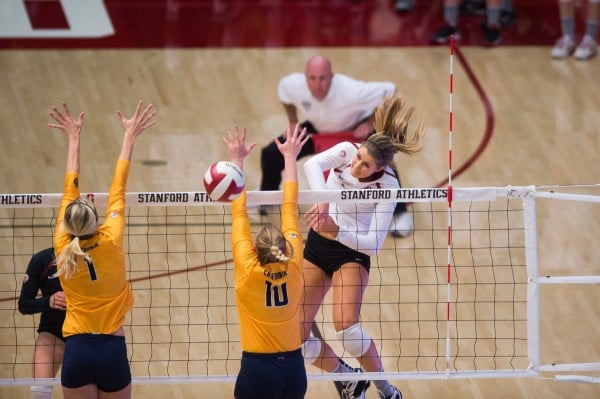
[445,34,456,378]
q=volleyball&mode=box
[203,161,245,202]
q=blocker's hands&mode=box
[223,127,256,169]
[117,100,157,139]
[48,102,84,139]
[274,123,309,159]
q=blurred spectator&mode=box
[395,0,414,12]
[433,0,504,46]
[551,0,598,60]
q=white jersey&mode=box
[304,142,398,256]
[278,73,396,133]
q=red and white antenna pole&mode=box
[445,34,455,378]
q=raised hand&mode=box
[48,102,84,139]
[274,123,309,159]
[223,127,256,169]
[116,100,157,161]
[117,100,157,139]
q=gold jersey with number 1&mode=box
[54,159,134,338]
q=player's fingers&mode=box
[61,101,72,117]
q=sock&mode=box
[373,376,395,397]
[487,6,501,28]
[332,358,355,374]
[30,386,52,399]
[585,19,598,40]
[561,16,575,38]
[444,4,459,27]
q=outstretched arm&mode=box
[104,101,157,243]
[224,127,256,279]
[47,102,85,175]
[274,123,309,184]
[116,100,157,162]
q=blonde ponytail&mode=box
[55,198,98,279]
[270,245,291,263]
[55,237,92,279]
[366,94,426,168]
[255,223,293,266]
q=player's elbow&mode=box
[17,300,33,315]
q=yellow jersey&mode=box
[54,159,134,337]
[231,181,303,353]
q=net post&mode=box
[521,187,540,371]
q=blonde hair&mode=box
[364,94,426,169]
[55,198,98,279]
[255,223,293,266]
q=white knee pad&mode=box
[30,385,52,399]
[336,323,371,357]
[301,336,322,365]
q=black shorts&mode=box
[235,349,306,399]
[38,310,66,341]
[61,334,131,392]
[37,326,65,341]
[303,229,371,276]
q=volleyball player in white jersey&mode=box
[260,55,396,195]
[299,95,425,399]
[259,56,415,238]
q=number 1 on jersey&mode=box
[85,259,98,281]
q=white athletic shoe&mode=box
[574,34,597,60]
[340,368,371,399]
[390,211,414,238]
[551,35,575,59]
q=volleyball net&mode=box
[0,186,599,387]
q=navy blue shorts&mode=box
[61,334,131,392]
[234,349,307,399]
[303,229,371,276]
